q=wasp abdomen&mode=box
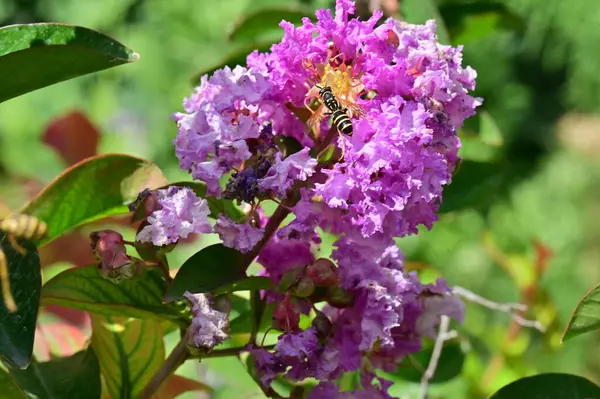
[0,214,47,241]
[331,109,353,136]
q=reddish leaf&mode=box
[154,374,211,399]
[34,322,88,361]
[43,111,99,166]
[43,305,91,330]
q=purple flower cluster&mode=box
[136,186,212,246]
[155,0,481,395]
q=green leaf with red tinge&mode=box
[0,23,138,103]
[91,315,164,399]
[6,347,101,399]
[21,153,166,246]
[489,373,600,398]
[34,322,88,361]
[155,374,212,399]
[166,244,246,301]
[562,283,600,342]
[41,266,183,321]
[0,233,41,369]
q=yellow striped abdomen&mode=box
[0,214,47,241]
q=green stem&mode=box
[137,336,189,399]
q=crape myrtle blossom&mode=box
[159,0,480,396]
[184,291,230,352]
[136,186,212,246]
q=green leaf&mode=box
[21,153,166,246]
[191,41,274,85]
[41,266,183,321]
[402,0,451,44]
[0,23,138,103]
[0,367,26,398]
[91,315,165,399]
[0,233,41,369]
[562,283,600,342]
[166,244,246,301]
[167,181,244,222]
[7,347,101,398]
[489,373,600,399]
[385,339,465,384]
[440,2,526,45]
[213,276,274,295]
[228,6,312,42]
[479,111,504,147]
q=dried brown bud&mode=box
[306,258,338,287]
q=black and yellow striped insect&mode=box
[310,85,354,136]
[0,214,47,313]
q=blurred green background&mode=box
[1,0,600,398]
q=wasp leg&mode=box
[0,249,17,313]
[8,234,27,255]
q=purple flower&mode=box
[416,279,465,338]
[184,291,229,351]
[136,187,212,246]
[247,0,480,238]
[259,147,318,196]
[214,215,264,253]
[258,234,316,284]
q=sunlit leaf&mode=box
[21,154,166,246]
[489,373,600,398]
[562,283,600,342]
[7,347,101,398]
[91,315,164,399]
[166,244,246,301]
[401,0,450,44]
[191,41,274,84]
[0,233,41,368]
[228,6,312,42]
[42,266,183,321]
[213,276,274,295]
[0,23,138,103]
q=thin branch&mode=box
[137,337,189,399]
[453,286,546,333]
[419,315,453,399]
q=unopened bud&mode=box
[272,295,300,332]
[306,258,338,286]
[326,286,354,308]
[279,266,306,291]
[293,276,315,298]
[312,311,333,339]
[90,230,131,270]
[128,189,161,222]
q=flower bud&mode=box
[278,265,306,291]
[128,189,161,222]
[312,311,333,340]
[306,258,338,287]
[326,286,354,308]
[293,276,315,298]
[90,230,131,270]
[272,295,300,332]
